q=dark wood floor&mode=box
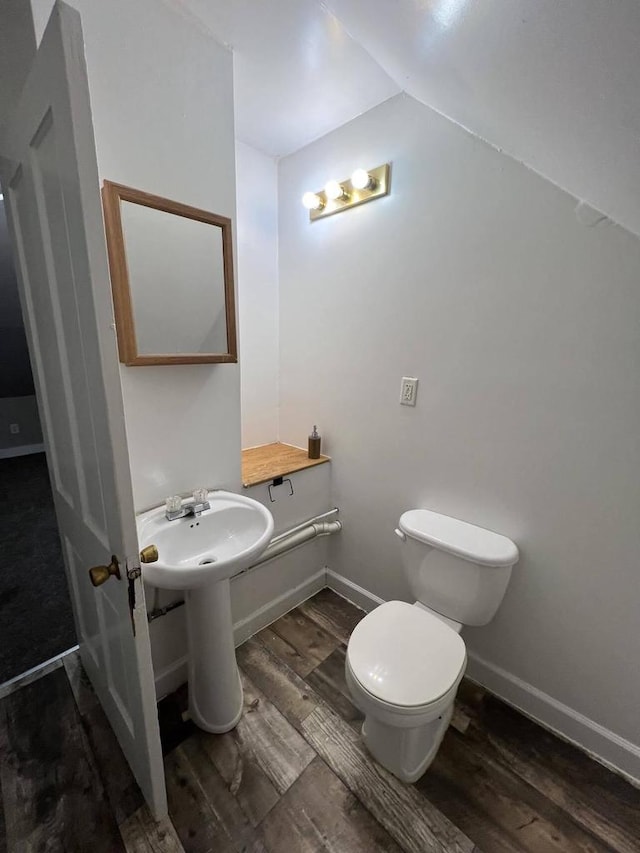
[0,589,638,852]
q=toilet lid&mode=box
[348,601,466,708]
[399,509,518,567]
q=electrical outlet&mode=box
[9,423,20,434]
[400,377,418,407]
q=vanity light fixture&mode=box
[302,163,390,222]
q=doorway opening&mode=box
[0,185,76,684]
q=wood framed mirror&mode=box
[102,181,237,366]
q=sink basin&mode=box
[136,491,274,590]
[136,490,274,734]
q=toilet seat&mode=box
[347,601,467,710]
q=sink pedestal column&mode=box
[185,578,243,732]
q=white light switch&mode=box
[9,423,20,434]
[400,377,418,407]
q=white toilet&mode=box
[345,509,518,783]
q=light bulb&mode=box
[351,168,374,190]
[302,191,324,211]
[325,180,348,201]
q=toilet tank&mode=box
[397,510,519,627]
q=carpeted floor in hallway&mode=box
[0,452,76,683]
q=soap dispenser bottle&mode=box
[308,425,321,459]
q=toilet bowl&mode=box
[345,599,466,782]
[345,509,518,783]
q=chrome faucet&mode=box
[165,489,210,521]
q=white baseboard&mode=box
[154,654,189,700]
[154,569,327,700]
[466,652,640,786]
[0,442,44,459]
[325,569,384,612]
[233,569,326,646]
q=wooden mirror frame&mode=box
[101,180,237,366]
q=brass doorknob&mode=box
[140,544,159,563]
[89,555,121,587]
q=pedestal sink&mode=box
[137,491,274,732]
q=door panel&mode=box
[31,109,109,537]
[63,536,102,669]
[0,1,166,817]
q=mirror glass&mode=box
[102,180,237,366]
[120,202,227,355]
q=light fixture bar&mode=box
[306,163,390,222]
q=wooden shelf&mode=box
[242,442,330,488]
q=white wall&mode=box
[0,203,21,327]
[235,142,279,447]
[0,396,42,451]
[0,193,41,452]
[0,200,38,402]
[32,0,242,509]
[0,1,36,136]
[278,93,640,775]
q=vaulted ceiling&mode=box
[180,0,640,236]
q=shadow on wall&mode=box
[0,327,35,397]
[0,198,42,451]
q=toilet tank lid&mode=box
[399,510,519,567]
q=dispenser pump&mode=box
[308,425,321,459]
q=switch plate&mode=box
[9,423,20,434]
[400,377,418,407]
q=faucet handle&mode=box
[165,495,182,514]
[192,488,209,505]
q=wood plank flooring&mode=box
[1,589,639,852]
[0,666,125,852]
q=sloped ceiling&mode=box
[174,0,400,156]
[180,0,640,236]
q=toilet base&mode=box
[361,702,454,783]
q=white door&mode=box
[0,2,167,818]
